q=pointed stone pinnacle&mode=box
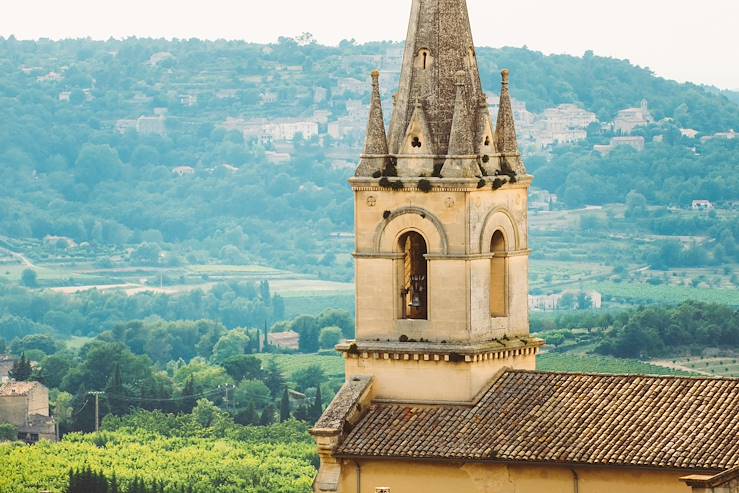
[441,70,479,178]
[355,70,389,177]
[495,69,527,175]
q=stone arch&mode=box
[479,207,520,253]
[375,206,448,255]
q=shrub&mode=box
[417,179,432,193]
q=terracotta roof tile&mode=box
[335,370,739,470]
[0,381,39,397]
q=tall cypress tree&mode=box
[311,385,323,423]
[180,376,196,413]
[263,358,285,398]
[279,388,291,422]
[9,353,32,381]
[106,363,126,416]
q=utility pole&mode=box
[88,391,105,432]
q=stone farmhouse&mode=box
[0,381,56,443]
[310,1,738,492]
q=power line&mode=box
[71,397,92,417]
[105,386,230,403]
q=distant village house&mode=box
[0,381,56,443]
[613,99,653,134]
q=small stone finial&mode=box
[455,70,467,86]
[371,69,380,84]
[501,69,510,84]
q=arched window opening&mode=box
[490,230,508,317]
[415,49,432,70]
[399,231,428,320]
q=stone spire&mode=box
[388,0,485,165]
[476,95,500,175]
[441,71,480,178]
[355,70,389,177]
[495,69,526,175]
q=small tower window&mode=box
[490,230,508,317]
[414,49,432,70]
[411,136,422,148]
[399,231,428,320]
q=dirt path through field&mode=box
[650,359,713,376]
[0,247,36,268]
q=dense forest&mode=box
[1,37,737,280]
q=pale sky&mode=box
[2,0,738,90]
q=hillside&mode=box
[0,37,737,280]
[477,47,739,131]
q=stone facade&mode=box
[0,355,14,383]
[0,381,56,443]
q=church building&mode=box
[311,1,738,492]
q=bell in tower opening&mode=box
[399,231,427,320]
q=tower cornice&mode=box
[336,337,544,361]
[349,175,533,192]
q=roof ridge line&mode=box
[511,368,738,382]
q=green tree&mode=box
[290,315,320,353]
[234,401,258,425]
[316,309,354,338]
[20,268,37,288]
[0,422,16,441]
[130,243,161,266]
[625,190,647,218]
[38,352,71,388]
[106,363,128,416]
[318,326,342,349]
[54,391,74,434]
[259,404,275,426]
[191,399,224,428]
[8,353,32,381]
[310,385,323,423]
[263,358,286,398]
[234,379,271,410]
[222,354,263,382]
[10,334,58,355]
[291,364,325,392]
[179,376,197,413]
[74,143,123,185]
[211,329,250,363]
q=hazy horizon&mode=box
[2,0,738,90]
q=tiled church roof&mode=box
[335,370,739,470]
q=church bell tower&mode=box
[339,0,542,403]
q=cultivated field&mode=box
[652,355,739,378]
